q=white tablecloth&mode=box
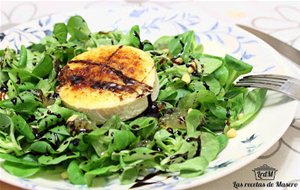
[1,1,299,190]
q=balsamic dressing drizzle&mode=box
[71,138,80,146]
[70,75,84,85]
[142,95,160,118]
[179,39,185,49]
[47,110,62,118]
[27,115,36,123]
[0,85,8,93]
[67,59,152,96]
[203,81,210,90]
[53,133,60,147]
[186,137,202,157]
[106,45,123,61]
[130,171,167,189]
[225,106,231,126]
[170,152,188,160]
[178,116,185,125]
[130,181,156,189]
[152,145,162,152]
[150,52,163,56]
[67,120,91,136]
[133,31,144,50]
[10,97,17,105]
[166,127,174,134]
[226,107,231,118]
[17,95,25,103]
[32,128,40,138]
[16,72,21,84]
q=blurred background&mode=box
[1,1,300,49]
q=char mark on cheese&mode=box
[67,60,152,91]
[106,45,123,61]
[58,47,153,97]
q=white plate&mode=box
[0,4,299,190]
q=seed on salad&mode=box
[188,67,194,73]
[181,73,191,84]
[190,61,197,69]
[61,171,68,179]
[0,92,6,101]
[226,128,237,138]
[238,113,244,120]
[67,115,79,122]
[175,57,183,64]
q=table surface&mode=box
[0,1,300,190]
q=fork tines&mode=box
[235,74,300,100]
[243,74,289,80]
[236,75,288,87]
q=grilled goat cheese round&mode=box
[57,45,159,124]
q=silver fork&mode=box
[235,74,300,100]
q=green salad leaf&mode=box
[2,160,40,177]
[53,23,68,43]
[67,160,86,185]
[0,15,266,187]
